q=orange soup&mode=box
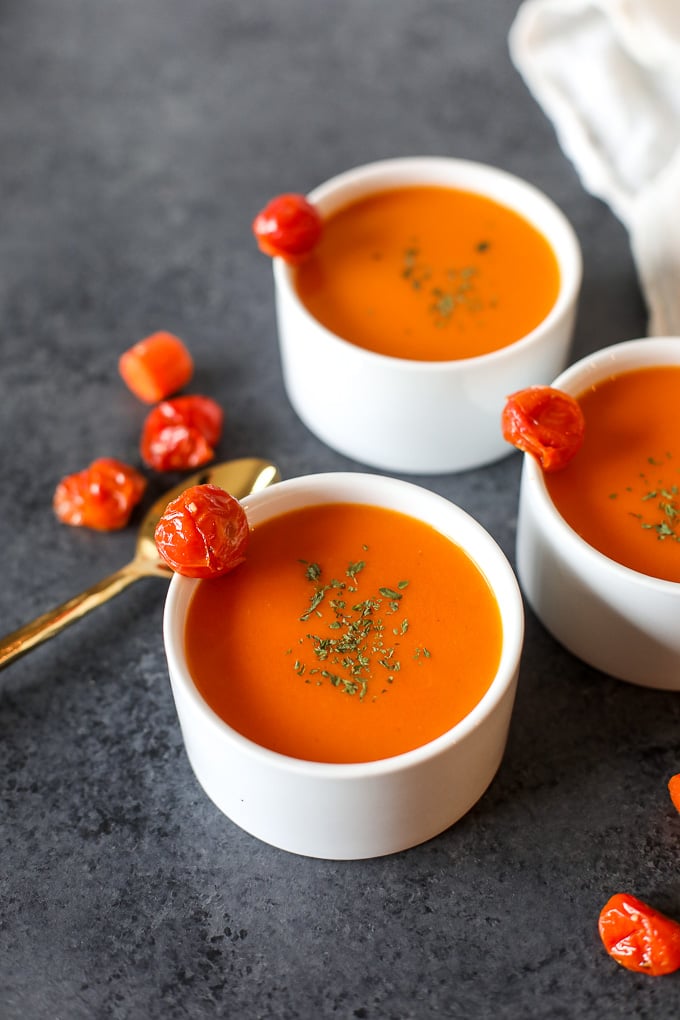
[184,502,503,763]
[294,185,560,362]
[546,365,680,582]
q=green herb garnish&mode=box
[401,242,486,330]
[631,464,680,543]
[291,553,429,699]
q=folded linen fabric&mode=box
[510,0,680,335]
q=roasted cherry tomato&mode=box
[154,483,249,578]
[140,395,224,472]
[501,385,585,471]
[668,774,680,813]
[252,193,322,262]
[598,893,680,976]
[53,457,147,531]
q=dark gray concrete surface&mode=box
[2,1,679,1017]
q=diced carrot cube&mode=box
[119,331,194,404]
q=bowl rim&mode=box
[521,336,680,592]
[273,154,583,371]
[164,471,525,778]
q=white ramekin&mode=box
[272,157,582,474]
[163,472,524,858]
[516,337,680,689]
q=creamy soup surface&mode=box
[293,185,560,361]
[546,365,680,582]
[184,502,503,763]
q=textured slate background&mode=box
[2,1,679,1018]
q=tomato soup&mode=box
[184,502,503,763]
[546,365,680,582]
[294,185,560,362]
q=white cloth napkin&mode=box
[510,0,680,335]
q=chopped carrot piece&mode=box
[119,331,194,404]
[668,774,680,813]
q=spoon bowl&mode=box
[0,457,280,669]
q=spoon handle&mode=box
[0,565,142,670]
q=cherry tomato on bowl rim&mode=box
[154,483,250,578]
[252,193,323,263]
[501,385,585,472]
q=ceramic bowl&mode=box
[271,156,582,474]
[516,337,680,689]
[163,472,524,859]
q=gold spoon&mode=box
[0,457,280,670]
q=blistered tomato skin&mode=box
[53,458,147,531]
[501,385,585,471]
[252,193,322,262]
[598,893,680,976]
[154,484,250,578]
[141,395,224,472]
